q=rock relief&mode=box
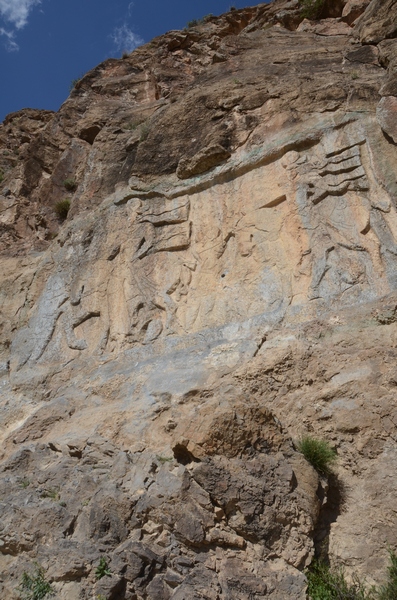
[10,121,397,367]
[115,124,397,340]
[281,131,397,304]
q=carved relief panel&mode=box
[13,119,397,367]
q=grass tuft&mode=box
[378,550,397,600]
[307,561,371,599]
[297,436,336,475]
[139,123,151,141]
[54,199,71,221]
[307,553,397,600]
[63,178,77,192]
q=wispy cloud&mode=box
[111,23,143,54]
[0,26,18,51]
[0,0,41,51]
[0,0,41,29]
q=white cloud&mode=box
[111,24,143,54]
[0,0,41,29]
[0,27,18,51]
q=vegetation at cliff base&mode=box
[307,561,370,599]
[307,551,397,600]
[378,550,397,599]
[297,436,337,475]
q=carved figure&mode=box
[282,139,396,301]
[124,196,195,342]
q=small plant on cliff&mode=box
[54,198,71,221]
[40,487,60,501]
[187,14,213,28]
[139,122,151,141]
[297,436,336,475]
[63,178,77,192]
[156,455,173,464]
[95,557,111,580]
[69,78,82,91]
[0,169,4,183]
[19,564,54,600]
[299,0,325,19]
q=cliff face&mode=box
[1,1,397,598]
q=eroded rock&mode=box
[377,96,397,143]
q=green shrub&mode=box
[40,488,60,501]
[0,169,4,183]
[95,557,111,580]
[156,455,173,464]
[299,0,325,19]
[187,14,213,28]
[297,436,336,475]
[307,561,371,599]
[139,123,151,141]
[378,550,397,600]
[54,199,71,221]
[19,565,54,600]
[307,554,397,600]
[63,178,77,192]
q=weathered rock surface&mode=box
[1,0,397,597]
[377,96,397,143]
[354,0,397,43]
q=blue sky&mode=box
[0,0,267,123]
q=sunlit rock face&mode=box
[1,0,397,598]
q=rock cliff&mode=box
[1,0,397,598]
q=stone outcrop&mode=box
[1,0,397,598]
[354,0,397,43]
